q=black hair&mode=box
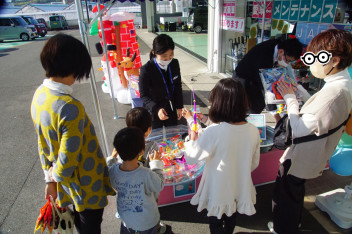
[278,38,303,60]
[40,33,92,81]
[149,34,175,60]
[113,127,145,161]
[126,107,152,134]
[209,78,248,123]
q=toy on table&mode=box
[260,67,300,103]
[158,134,204,185]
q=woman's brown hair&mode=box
[307,29,352,70]
[209,78,248,123]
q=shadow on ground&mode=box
[0,47,18,57]
[160,183,328,233]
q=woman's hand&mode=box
[149,150,162,161]
[277,81,295,97]
[177,109,182,120]
[158,108,169,121]
[182,108,192,119]
[45,182,57,200]
[48,166,55,182]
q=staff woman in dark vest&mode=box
[139,34,184,129]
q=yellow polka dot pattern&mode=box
[31,85,115,212]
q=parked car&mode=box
[36,18,49,30]
[187,6,208,33]
[21,16,47,37]
[0,15,38,42]
[49,15,68,30]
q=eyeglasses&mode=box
[300,50,332,66]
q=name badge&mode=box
[173,75,179,80]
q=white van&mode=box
[0,15,38,42]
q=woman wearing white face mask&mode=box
[268,29,352,234]
[139,34,184,129]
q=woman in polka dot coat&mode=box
[31,34,115,234]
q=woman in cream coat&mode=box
[268,29,352,234]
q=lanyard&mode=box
[153,58,174,100]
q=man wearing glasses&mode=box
[234,37,303,122]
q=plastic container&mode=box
[260,126,274,153]
[147,125,204,186]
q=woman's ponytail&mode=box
[149,50,155,60]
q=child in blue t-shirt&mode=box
[107,127,164,234]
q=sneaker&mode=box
[158,222,167,234]
[267,221,278,234]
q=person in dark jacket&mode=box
[234,38,302,121]
[139,34,183,129]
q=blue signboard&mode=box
[296,22,308,45]
[280,0,291,20]
[289,0,300,21]
[298,0,311,22]
[309,0,323,22]
[321,0,338,23]
[318,23,330,34]
[273,0,282,19]
[306,23,319,42]
[273,0,337,24]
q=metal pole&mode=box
[260,0,266,44]
[97,0,120,120]
[75,0,110,157]
[85,0,90,23]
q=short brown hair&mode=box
[209,78,248,123]
[307,29,352,70]
[40,33,92,81]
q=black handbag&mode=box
[273,114,350,150]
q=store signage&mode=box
[295,22,352,45]
[222,0,245,32]
[252,1,273,19]
[222,17,245,32]
[223,0,236,18]
[272,0,338,24]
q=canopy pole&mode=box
[75,0,111,157]
[97,0,120,120]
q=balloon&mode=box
[338,132,352,148]
[89,20,99,36]
[329,147,352,176]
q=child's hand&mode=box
[196,112,204,120]
[111,148,118,158]
[149,150,162,161]
[190,130,199,141]
[182,108,192,119]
